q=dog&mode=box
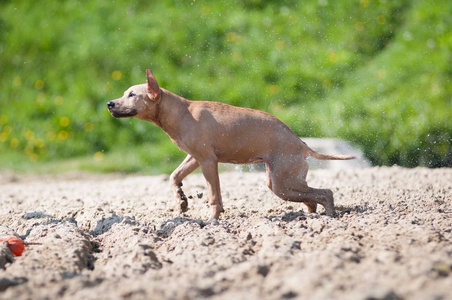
[107,69,355,222]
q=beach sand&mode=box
[0,167,451,299]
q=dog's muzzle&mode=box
[107,101,138,118]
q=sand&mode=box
[0,166,451,299]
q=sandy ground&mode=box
[0,166,451,300]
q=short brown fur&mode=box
[107,69,355,222]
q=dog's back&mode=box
[185,100,303,164]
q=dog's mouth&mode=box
[109,109,138,118]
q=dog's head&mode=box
[107,69,160,120]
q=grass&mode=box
[0,0,450,173]
[0,141,186,175]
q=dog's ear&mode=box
[146,69,160,101]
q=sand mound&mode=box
[0,167,451,299]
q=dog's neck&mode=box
[148,88,191,141]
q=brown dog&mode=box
[107,69,354,222]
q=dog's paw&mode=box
[179,200,189,213]
[323,209,337,218]
[204,218,220,226]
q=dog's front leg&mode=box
[199,159,224,222]
[170,155,199,213]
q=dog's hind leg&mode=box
[170,155,199,212]
[266,162,317,212]
[304,201,318,213]
[273,182,334,216]
[267,156,334,216]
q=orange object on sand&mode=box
[0,238,25,256]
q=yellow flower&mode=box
[3,125,12,134]
[0,132,8,142]
[24,130,34,141]
[226,32,242,44]
[112,70,122,81]
[94,151,104,161]
[58,130,69,140]
[10,138,19,148]
[12,77,22,87]
[35,139,45,149]
[60,117,70,127]
[201,6,211,15]
[54,96,64,106]
[377,69,387,79]
[360,0,370,8]
[267,85,280,95]
[84,122,94,132]
[323,79,332,89]
[34,80,44,90]
[355,22,364,32]
[24,146,34,155]
[328,52,338,63]
[36,93,47,104]
[275,40,285,51]
[377,15,386,25]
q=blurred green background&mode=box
[0,0,451,174]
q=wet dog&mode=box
[107,69,354,222]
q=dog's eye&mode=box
[128,92,136,97]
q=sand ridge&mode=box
[0,167,451,299]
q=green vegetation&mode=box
[0,0,450,174]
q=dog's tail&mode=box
[305,146,355,161]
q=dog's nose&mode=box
[107,101,115,109]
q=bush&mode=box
[0,0,450,172]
